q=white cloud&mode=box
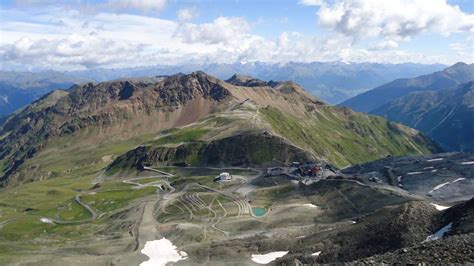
[370,40,399,50]
[1,35,150,70]
[177,7,198,21]
[318,0,474,41]
[298,0,325,6]
[106,0,167,12]
[0,3,471,71]
[175,17,251,45]
[449,35,474,62]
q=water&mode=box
[253,207,266,217]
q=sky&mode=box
[0,0,473,71]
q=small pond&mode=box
[252,207,267,217]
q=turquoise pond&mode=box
[252,207,267,217]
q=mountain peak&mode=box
[443,62,471,73]
[450,62,468,68]
[225,74,269,87]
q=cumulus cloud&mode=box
[106,0,167,12]
[370,40,399,50]
[1,35,149,70]
[0,2,471,70]
[175,17,251,45]
[318,0,474,41]
[177,7,198,21]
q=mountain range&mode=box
[341,63,474,151]
[372,82,474,151]
[69,62,445,104]
[340,62,474,112]
[0,71,439,185]
[0,71,91,118]
[0,71,471,265]
[0,62,445,118]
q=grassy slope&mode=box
[0,129,161,262]
[261,106,438,167]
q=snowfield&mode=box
[251,251,289,264]
[460,161,474,165]
[430,203,450,211]
[140,238,188,266]
[423,223,453,242]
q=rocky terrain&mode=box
[0,72,439,186]
[342,152,474,202]
[0,72,470,265]
[68,61,446,104]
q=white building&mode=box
[214,172,232,181]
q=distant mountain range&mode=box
[372,81,474,151]
[340,63,474,112]
[341,63,474,152]
[0,71,91,118]
[0,62,445,118]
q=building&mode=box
[214,172,232,181]
[266,167,285,176]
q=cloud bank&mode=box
[1,0,473,70]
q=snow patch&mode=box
[428,177,467,194]
[430,203,450,211]
[140,238,188,266]
[40,217,54,224]
[303,203,318,208]
[423,223,452,242]
[251,251,288,264]
[452,178,466,183]
[423,166,434,170]
[427,158,444,162]
[461,161,474,165]
[311,251,321,256]
[407,172,422,175]
[429,182,450,194]
[430,169,438,173]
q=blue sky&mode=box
[0,0,473,70]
